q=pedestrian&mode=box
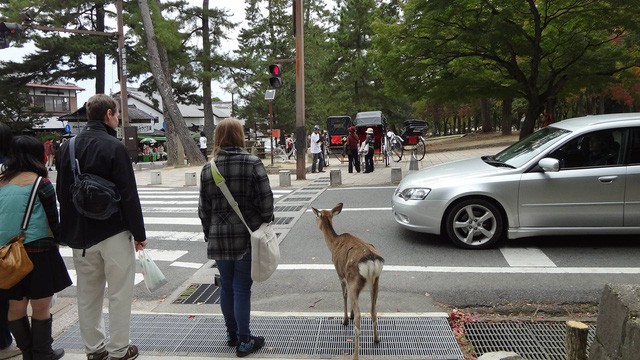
[343,126,361,173]
[198,118,273,358]
[310,125,324,173]
[286,133,295,159]
[363,127,375,173]
[0,135,72,360]
[0,122,14,351]
[199,131,208,159]
[43,139,55,171]
[55,94,147,360]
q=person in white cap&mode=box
[310,125,324,173]
[363,127,375,173]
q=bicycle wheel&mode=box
[383,138,391,167]
[391,138,403,162]
[412,138,426,161]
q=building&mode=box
[26,82,84,131]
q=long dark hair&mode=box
[0,135,47,182]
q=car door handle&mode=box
[598,176,618,183]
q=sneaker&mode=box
[236,336,265,357]
[227,332,238,347]
[111,345,138,360]
[87,349,108,360]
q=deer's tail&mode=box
[358,255,384,284]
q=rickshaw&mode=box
[387,119,429,162]
[354,111,390,166]
[326,115,352,163]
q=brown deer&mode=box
[312,203,384,360]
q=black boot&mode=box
[30,317,64,360]
[8,316,32,360]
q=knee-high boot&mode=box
[8,316,32,360]
[30,316,64,360]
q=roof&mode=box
[59,104,156,121]
[355,111,387,127]
[27,82,85,91]
[551,113,640,131]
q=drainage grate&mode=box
[173,283,220,304]
[304,186,326,190]
[55,314,463,359]
[273,216,293,225]
[466,321,596,360]
[282,197,312,202]
[274,205,305,212]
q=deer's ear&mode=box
[333,203,343,215]
[311,207,320,217]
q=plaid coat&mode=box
[198,147,274,260]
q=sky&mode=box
[0,1,246,106]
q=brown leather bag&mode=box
[0,176,41,289]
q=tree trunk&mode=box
[501,97,513,135]
[138,0,205,165]
[480,97,492,133]
[202,0,214,156]
[565,320,588,360]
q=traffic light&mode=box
[0,22,23,49]
[268,64,282,89]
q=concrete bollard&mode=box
[330,169,342,187]
[409,155,420,171]
[150,170,162,185]
[391,167,402,184]
[185,171,197,186]
[135,163,142,171]
[279,170,291,187]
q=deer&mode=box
[311,203,384,360]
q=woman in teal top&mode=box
[0,136,72,360]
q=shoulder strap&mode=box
[69,137,81,176]
[209,160,252,233]
[21,176,43,231]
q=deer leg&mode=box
[340,279,349,325]
[371,276,380,343]
[348,282,362,360]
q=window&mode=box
[549,129,622,169]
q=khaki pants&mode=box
[72,231,135,358]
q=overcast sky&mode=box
[0,1,247,105]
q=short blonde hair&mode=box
[213,118,245,156]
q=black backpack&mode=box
[68,137,121,220]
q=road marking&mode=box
[66,270,144,287]
[170,261,204,269]
[141,200,199,205]
[276,264,640,274]
[145,217,201,225]
[500,247,557,267]
[326,186,396,191]
[305,207,391,212]
[145,231,203,241]
[60,247,187,262]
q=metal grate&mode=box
[274,205,305,212]
[466,321,596,360]
[55,314,463,359]
[304,186,326,190]
[273,216,294,225]
[282,197,312,202]
[173,283,220,304]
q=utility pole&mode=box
[116,0,129,127]
[294,0,306,180]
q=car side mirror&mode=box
[539,158,560,172]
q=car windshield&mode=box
[492,126,570,167]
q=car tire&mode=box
[445,198,504,249]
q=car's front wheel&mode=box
[445,198,504,249]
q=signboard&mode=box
[272,129,281,138]
[264,89,276,100]
[64,124,71,133]
[130,123,154,134]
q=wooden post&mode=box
[566,320,589,360]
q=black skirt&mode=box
[1,242,72,300]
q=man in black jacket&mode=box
[56,94,147,360]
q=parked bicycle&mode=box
[385,120,428,162]
[272,143,296,162]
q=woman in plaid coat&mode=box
[198,118,274,357]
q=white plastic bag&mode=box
[138,250,168,292]
[359,142,369,155]
[250,223,280,282]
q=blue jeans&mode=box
[312,152,324,172]
[216,251,253,342]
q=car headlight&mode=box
[397,188,430,201]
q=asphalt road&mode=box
[53,183,640,317]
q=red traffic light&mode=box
[269,64,281,76]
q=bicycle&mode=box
[272,144,296,162]
[385,128,427,162]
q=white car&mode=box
[392,113,640,249]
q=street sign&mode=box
[265,89,276,100]
[64,124,71,133]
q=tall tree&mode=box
[374,0,640,138]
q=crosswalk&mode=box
[60,187,294,286]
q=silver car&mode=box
[392,113,640,249]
